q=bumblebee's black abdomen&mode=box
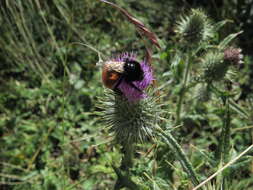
[123,60,144,82]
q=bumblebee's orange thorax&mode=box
[102,61,124,89]
[102,66,121,89]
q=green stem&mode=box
[176,56,191,124]
[223,100,231,163]
[114,143,138,190]
[210,85,232,164]
[121,144,134,171]
[218,98,231,164]
[113,165,139,190]
[216,98,231,187]
[157,128,200,187]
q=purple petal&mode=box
[116,56,154,102]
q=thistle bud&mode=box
[175,9,212,46]
[203,51,228,82]
[224,47,243,65]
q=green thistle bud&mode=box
[99,89,162,146]
[203,51,228,82]
[175,9,213,46]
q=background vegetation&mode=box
[0,0,253,189]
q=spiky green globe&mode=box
[175,9,213,46]
[99,90,163,145]
[203,51,228,82]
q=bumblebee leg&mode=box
[127,82,142,92]
[113,76,124,95]
[113,88,123,95]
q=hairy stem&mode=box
[121,143,134,171]
[113,165,139,190]
[217,98,231,163]
[114,143,138,190]
[157,128,200,187]
[176,56,191,124]
[210,86,232,164]
[223,99,231,163]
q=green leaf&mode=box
[74,80,85,90]
[90,165,112,174]
[153,181,162,190]
[228,99,249,119]
[218,31,243,50]
[213,19,231,32]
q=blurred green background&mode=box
[0,0,253,189]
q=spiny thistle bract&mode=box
[175,9,213,46]
[99,89,163,146]
[203,51,227,82]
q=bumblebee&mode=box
[102,58,144,93]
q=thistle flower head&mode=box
[99,90,162,146]
[224,47,243,65]
[203,47,243,82]
[175,9,213,46]
[110,52,154,102]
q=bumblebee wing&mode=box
[102,65,121,89]
[104,61,124,73]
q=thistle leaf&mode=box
[212,19,231,32]
[218,31,243,50]
[228,99,249,119]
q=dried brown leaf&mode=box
[100,0,161,49]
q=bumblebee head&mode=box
[123,58,144,81]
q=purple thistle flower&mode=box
[112,52,154,102]
[224,47,243,65]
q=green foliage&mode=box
[0,0,253,190]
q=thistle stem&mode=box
[223,99,231,163]
[120,143,134,171]
[216,97,231,186]
[113,165,139,190]
[210,85,232,164]
[114,143,138,190]
[157,128,200,187]
[176,56,191,124]
[218,98,231,163]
